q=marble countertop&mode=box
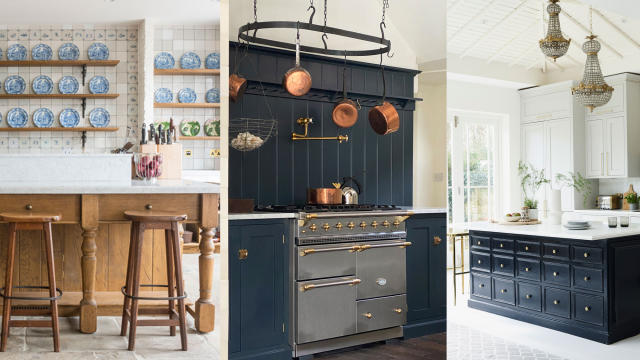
[468,221,640,241]
[0,179,219,194]
[573,209,640,216]
[228,206,446,221]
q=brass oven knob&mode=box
[359,221,367,229]
[382,220,390,228]
[553,300,560,305]
[585,306,591,312]
[393,308,403,313]
[363,312,373,319]
[309,224,318,232]
[393,220,400,227]
[322,223,330,231]
[347,222,355,229]
[553,272,559,277]
[583,252,590,258]
[371,221,378,229]
[525,294,532,299]
[335,222,343,230]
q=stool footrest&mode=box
[121,285,187,301]
[0,286,62,301]
[9,319,52,328]
[136,319,181,327]
[10,304,52,316]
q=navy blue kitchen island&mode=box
[468,222,640,344]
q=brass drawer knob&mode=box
[382,220,390,227]
[525,246,530,251]
[25,204,33,210]
[584,276,590,281]
[363,312,373,319]
[477,260,482,264]
[552,249,557,254]
[238,249,248,260]
[347,222,355,229]
[309,224,318,232]
[479,284,485,288]
[477,241,481,245]
[371,221,378,228]
[553,300,560,305]
[335,222,343,230]
[393,308,403,313]
[524,267,530,272]
[145,204,152,210]
[525,294,532,299]
[584,252,590,258]
[433,236,442,245]
[553,271,559,277]
[322,223,330,231]
[500,289,507,294]
[499,243,504,248]
[500,264,504,268]
[585,306,591,312]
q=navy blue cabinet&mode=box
[229,219,291,360]
[403,213,447,338]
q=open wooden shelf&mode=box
[154,69,220,76]
[0,127,118,132]
[154,102,220,109]
[0,94,119,99]
[0,60,120,67]
[179,136,221,141]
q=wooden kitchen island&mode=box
[0,180,219,334]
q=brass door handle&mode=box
[363,312,373,319]
[238,249,248,260]
[357,242,412,252]
[300,278,361,292]
[433,236,442,245]
[299,245,360,256]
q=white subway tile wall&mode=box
[153,24,220,170]
[0,24,139,154]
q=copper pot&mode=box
[332,64,359,128]
[283,34,312,97]
[307,188,343,205]
[229,74,247,103]
[369,101,399,135]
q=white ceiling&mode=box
[390,0,447,64]
[0,0,220,25]
[447,0,640,74]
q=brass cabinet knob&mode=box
[584,252,590,258]
[238,249,248,260]
[584,276,590,281]
[359,221,367,229]
[25,204,33,210]
[322,223,330,231]
[382,220,390,227]
[393,220,400,227]
[433,236,442,245]
[477,260,482,264]
[499,243,504,248]
[553,271,559,277]
[335,222,343,230]
[477,241,481,245]
[524,267,530,272]
[500,289,507,294]
[393,308,403,313]
[553,300,560,305]
[371,221,378,229]
[363,312,373,319]
[552,249,557,254]
[525,246,530,251]
[525,294,532,299]
[479,284,485,288]
[585,306,591,312]
[500,264,504,268]
[145,204,153,210]
[347,222,355,229]
[309,224,318,232]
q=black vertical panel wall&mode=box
[229,43,419,206]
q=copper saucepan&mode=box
[283,29,312,97]
[332,60,359,128]
[307,184,343,205]
[368,56,400,135]
[229,74,247,103]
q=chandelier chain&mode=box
[589,5,593,35]
[253,0,257,23]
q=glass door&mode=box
[447,112,499,225]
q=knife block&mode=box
[158,143,182,180]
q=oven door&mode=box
[297,242,358,280]
[296,276,360,344]
[356,239,409,299]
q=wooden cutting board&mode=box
[623,184,636,210]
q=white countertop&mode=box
[0,179,219,194]
[573,209,640,216]
[400,207,447,214]
[229,212,298,220]
[181,170,220,184]
[467,221,640,240]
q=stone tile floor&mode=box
[0,254,221,359]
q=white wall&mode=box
[447,79,522,214]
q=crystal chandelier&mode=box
[571,6,614,112]
[539,0,570,61]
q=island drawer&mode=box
[573,266,603,292]
[516,258,540,281]
[543,262,570,286]
[543,243,569,260]
[572,246,603,265]
[492,254,514,277]
[471,251,491,272]
[471,235,490,250]
[492,237,514,253]
[0,195,81,223]
[574,293,604,326]
[98,194,200,221]
[516,240,540,257]
[544,287,570,318]
[471,273,491,299]
[517,282,542,312]
[492,278,515,305]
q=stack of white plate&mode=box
[563,221,590,230]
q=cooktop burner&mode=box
[255,204,400,213]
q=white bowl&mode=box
[504,215,521,222]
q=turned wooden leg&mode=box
[80,226,98,334]
[195,226,215,333]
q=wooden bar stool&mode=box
[120,210,188,351]
[0,212,62,352]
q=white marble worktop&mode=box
[399,207,447,214]
[573,209,640,216]
[468,221,640,241]
[0,179,219,194]
[229,212,298,220]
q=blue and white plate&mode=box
[89,107,110,128]
[205,88,220,103]
[59,108,80,128]
[180,52,201,69]
[58,76,79,94]
[58,43,79,60]
[154,88,173,103]
[32,75,53,94]
[0,48,3,60]
[87,42,109,60]
[88,76,109,94]
[31,44,53,61]
[6,108,28,128]
[154,52,175,69]
[32,108,54,128]
[7,44,27,60]
[178,88,197,103]
[205,52,220,69]
[4,75,26,94]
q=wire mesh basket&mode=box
[230,118,278,151]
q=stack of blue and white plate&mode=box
[563,221,590,230]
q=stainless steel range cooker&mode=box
[259,205,414,357]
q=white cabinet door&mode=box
[605,115,627,177]
[546,119,574,210]
[585,119,605,178]
[521,122,546,171]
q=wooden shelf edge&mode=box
[178,136,221,141]
[0,127,119,132]
[154,102,220,108]
[154,69,220,75]
[0,60,120,67]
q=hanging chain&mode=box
[308,0,316,24]
[381,0,389,24]
[253,0,258,23]
[322,0,328,51]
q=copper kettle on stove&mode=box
[340,177,361,205]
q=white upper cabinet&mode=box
[521,81,576,123]
[585,118,605,178]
